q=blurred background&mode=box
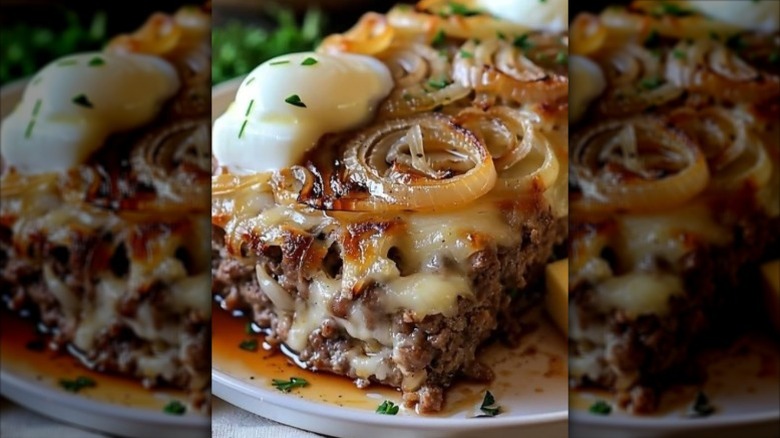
[211,0,413,84]
[0,0,193,86]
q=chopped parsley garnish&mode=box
[57,59,78,66]
[402,92,413,101]
[239,338,257,351]
[271,377,309,393]
[270,60,290,66]
[639,76,665,90]
[477,390,501,417]
[432,29,446,46]
[32,99,42,116]
[427,78,451,90]
[644,29,660,47]
[24,121,35,139]
[245,99,254,117]
[459,49,473,58]
[513,34,532,51]
[284,94,306,108]
[88,56,105,66]
[376,400,400,415]
[301,57,318,66]
[59,376,96,393]
[72,94,93,108]
[245,321,256,335]
[238,120,248,139]
[497,31,506,41]
[163,400,187,415]
[245,77,255,85]
[442,2,482,17]
[555,51,568,64]
[688,391,715,417]
[589,400,612,415]
[651,2,695,17]
[672,49,686,59]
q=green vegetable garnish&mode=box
[72,94,93,108]
[163,400,187,415]
[59,376,96,393]
[284,94,306,108]
[688,391,715,417]
[271,377,308,393]
[301,57,318,66]
[589,400,612,415]
[477,390,501,417]
[639,76,665,90]
[513,34,532,51]
[376,400,400,415]
[239,338,257,351]
[88,56,105,66]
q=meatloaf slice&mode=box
[213,200,565,413]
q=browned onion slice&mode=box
[571,116,709,214]
[131,118,210,210]
[452,36,567,105]
[595,43,683,115]
[377,42,471,119]
[665,39,780,104]
[319,12,395,55]
[285,114,496,212]
[667,107,772,192]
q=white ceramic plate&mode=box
[570,334,780,438]
[0,81,209,438]
[211,77,568,437]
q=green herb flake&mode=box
[301,57,318,66]
[376,400,400,415]
[555,51,568,64]
[589,400,612,415]
[72,94,93,108]
[32,99,42,116]
[445,2,482,17]
[644,29,660,47]
[271,377,309,393]
[245,99,255,117]
[269,60,290,66]
[88,56,105,67]
[639,76,665,90]
[688,391,716,417]
[402,92,413,101]
[673,49,686,59]
[245,77,256,85]
[163,400,187,415]
[427,78,451,90]
[24,120,35,139]
[652,2,695,17]
[284,94,306,108]
[513,34,532,51]
[57,59,78,67]
[59,376,96,393]
[432,29,446,46]
[239,338,257,351]
[476,390,501,417]
[459,49,473,58]
[497,31,506,41]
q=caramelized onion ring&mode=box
[596,43,683,115]
[665,40,780,104]
[452,37,567,105]
[377,42,470,118]
[107,13,183,55]
[667,107,772,192]
[131,118,210,209]
[571,117,709,213]
[292,114,496,212]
